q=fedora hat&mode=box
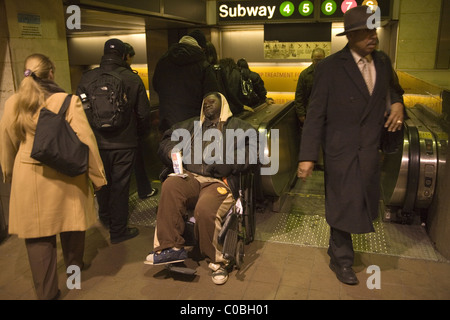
[337,5,375,36]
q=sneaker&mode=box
[210,263,229,285]
[145,247,187,265]
[139,188,158,199]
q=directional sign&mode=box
[218,0,317,22]
[217,0,391,23]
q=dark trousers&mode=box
[25,231,85,300]
[327,227,354,268]
[134,140,152,198]
[97,148,136,238]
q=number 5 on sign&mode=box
[341,0,357,13]
[299,1,314,16]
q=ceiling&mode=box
[66,7,203,37]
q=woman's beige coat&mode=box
[0,93,107,238]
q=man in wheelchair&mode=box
[146,92,256,285]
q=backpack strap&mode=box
[58,94,73,116]
[110,66,128,76]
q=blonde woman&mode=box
[0,54,107,299]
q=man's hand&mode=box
[297,161,314,181]
[384,102,404,132]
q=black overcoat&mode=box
[299,45,403,234]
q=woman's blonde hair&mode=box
[13,54,55,141]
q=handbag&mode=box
[31,94,89,177]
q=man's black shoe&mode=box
[111,227,139,244]
[329,261,359,285]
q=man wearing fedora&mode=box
[297,6,404,285]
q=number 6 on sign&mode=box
[341,0,357,13]
[321,0,337,16]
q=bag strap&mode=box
[58,94,73,116]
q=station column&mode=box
[0,0,71,241]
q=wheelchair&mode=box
[159,171,256,276]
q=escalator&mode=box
[381,104,448,224]
[239,101,300,211]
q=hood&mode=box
[179,35,201,49]
[166,41,205,66]
[199,92,233,125]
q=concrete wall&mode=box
[396,0,442,69]
[2,0,71,92]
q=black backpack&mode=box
[79,67,128,132]
[240,70,259,106]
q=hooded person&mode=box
[145,92,256,285]
[152,30,220,133]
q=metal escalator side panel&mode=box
[411,104,448,184]
[256,102,299,198]
[381,126,409,207]
[407,108,438,209]
[416,133,437,208]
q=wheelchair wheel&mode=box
[242,174,255,244]
[235,239,244,270]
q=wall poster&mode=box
[264,41,331,59]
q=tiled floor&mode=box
[1,221,449,301]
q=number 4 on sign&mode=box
[280,1,294,17]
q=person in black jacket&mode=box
[293,48,326,124]
[123,42,158,200]
[205,42,246,115]
[218,58,249,114]
[153,30,220,133]
[146,92,256,285]
[77,39,151,244]
[236,58,268,108]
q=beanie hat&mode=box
[187,30,207,49]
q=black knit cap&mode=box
[188,29,207,48]
[104,38,126,56]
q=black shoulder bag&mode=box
[31,94,89,177]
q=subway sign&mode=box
[218,0,315,22]
[217,0,391,23]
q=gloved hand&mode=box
[205,164,233,178]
